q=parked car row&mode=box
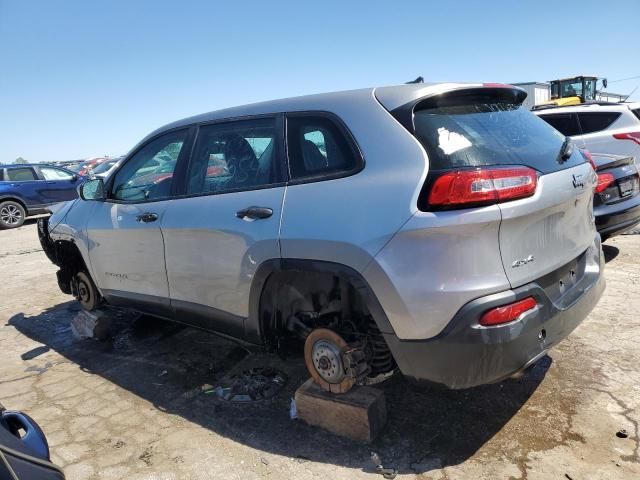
[535,102,640,239]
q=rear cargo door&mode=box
[498,161,595,287]
[405,87,597,287]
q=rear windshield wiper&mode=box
[558,138,574,163]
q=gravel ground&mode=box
[1,219,639,479]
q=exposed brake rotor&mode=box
[304,328,370,394]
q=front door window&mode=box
[112,130,188,202]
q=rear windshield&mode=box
[412,93,585,173]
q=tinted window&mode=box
[286,115,359,180]
[112,130,187,201]
[412,98,582,173]
[186,118,280,195]
[40,167,74,180]
[577,112,621,134]
[6,167,37,181]
[632,108,640,122]
[537,113,582,137]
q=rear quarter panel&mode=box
[363,206,509,340]
[279,89,427,272]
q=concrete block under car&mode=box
[70,309,112,340]
[294,379,387,443]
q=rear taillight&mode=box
[613,132,640,146]
[427,166,537,208]
[595,172,615,193]
[479,297,538,327]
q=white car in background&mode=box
[90,157,123,178]
[534,102,640,163]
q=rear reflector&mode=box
[595,172,615,193]
[427,166,537,208]
[479,297,538,327]
[613,132,640,146]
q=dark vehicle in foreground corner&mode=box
[0,402,64,479]
[39,83,605,392]
[587,151,640,240]
[0,164,82,229]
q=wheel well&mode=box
[0,197,27,212]
[251,260,396,376]
[51,240,90,295]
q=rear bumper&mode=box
[383,238,605,389]
[595,195,640,239]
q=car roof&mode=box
[534,102,640,115]
[4,163,42,169]
[138,82,502,145]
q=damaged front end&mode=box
[37,216,85,297]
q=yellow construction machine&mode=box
[541,75,607,107]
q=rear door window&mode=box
[286,114,361,181]
[537,113,582,137]
[576,112,621,134]
[185,117,282,195]
[6,167,37,181]
[412,94,583,174]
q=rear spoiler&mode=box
[377,85,527,134]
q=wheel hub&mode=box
[77,282,89,302]
[0,205,22,226]
[303,328,356,393]
[312,339,346,383]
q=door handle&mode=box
[136,212,159,223]
[236,206,273,220]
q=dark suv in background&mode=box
[0,164,82,229]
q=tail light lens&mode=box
[595,172,615,193]
[479,297,538,327]
[427,166,537,208]
[613,132,640,146]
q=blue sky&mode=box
[1,0,639,163]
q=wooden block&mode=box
[70,309,112,340]
[294,378,387,443]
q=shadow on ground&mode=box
[602,244,620,263]
[8,303,550,474]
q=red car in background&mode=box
[76,157,110,176]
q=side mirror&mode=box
[71,174,78,182]
[78,178,106,201]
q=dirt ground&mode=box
[0,219,638,480]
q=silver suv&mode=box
[39,83,605,391]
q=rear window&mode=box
[537,113,581,137]
[286,114,361,181]
[412,93,583,173]
[577,112,621,134]
[6,167,37,181]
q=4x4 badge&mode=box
[572,174,585,188]
[512,255,535,268]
